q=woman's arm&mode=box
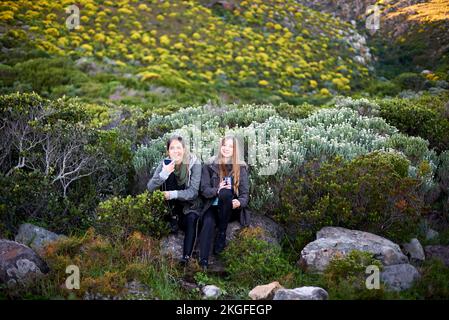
[147,162,169,192]
[201,165,218,199]
[236,165,250,208]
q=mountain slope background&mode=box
[1,0,375,106]
[297,0,449,76]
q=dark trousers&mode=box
[199,188,239,261]
[162,172,198,257]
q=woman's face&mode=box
[168,140,185,164]
[220,138,234,159]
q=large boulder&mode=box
[299,227,409,273]
[424,245,449,267]
[160,233,184,258]
[273,287,328,300]
[425,229,439,241]
[402,238,425,264]
[0,240,49,287]
[160,214,285,258]
[381,264,420,292]
[249,281,284,300]
[15,223,66,255]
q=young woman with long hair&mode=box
[147,135,202,262]
[198,135,250,269]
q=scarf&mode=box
[174,162,188,186]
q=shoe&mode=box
[169,215,179,234]
[213,231,226,255]
[179,255,190,266]
[199,259,208,271]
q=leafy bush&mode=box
[394,72,426,91]
[12,57,89,97]
[273,152,424,244]
[366,79,400,97]
[221,227,297,288]
[95,191,169,242]
[402,259,449,299]
[323,250,385,299]
[378,94,449,152]
[0,93,135,236]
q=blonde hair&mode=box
[217,135,241,195]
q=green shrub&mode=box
[394,72,426,91]
[273,152,424,246]
[401,259,449,299]
[95,191,169,242]
[274,102,323,120]
[378,95,449,152]
[13,57,89,97]
[323,250,386,300]
[366,79,400,97]
[221,227,297,288]
[0,93,135,236]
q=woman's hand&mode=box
[217,179,231,194]
[163,191,170,200]
[232,199,241,209]
[162,160,175,175]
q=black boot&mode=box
[179,255,190,266]
[199,258,208,271]
[213,231,226,255]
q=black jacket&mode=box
[200,156,250,221]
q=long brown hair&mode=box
[217,135,241,195]
[166,135,190,181]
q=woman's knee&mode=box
[218,188,233,201]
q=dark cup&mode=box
[164,158,172,165]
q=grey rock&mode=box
[425,229,439,241]
[149,85,173,96]
[273,287,328,300]
[300,227,408,273]
[381,264,420,291]
[428,87,448,95]
[15,223,66,255]
[75,57,102,75]
[160,214,285,258]
[436,80,449,89]
[0,240,49,287]
[160,233,184,258]
[122,280,152,300]
[402,238,425,263]
[246,214,285,246]
[202,285,222,299]
[249,281,283,300]
[424,245,449,267]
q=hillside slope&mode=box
[297,0,449,71]
[0,0,373,103]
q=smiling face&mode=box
[168,139,185,164]
[220,138,234,160]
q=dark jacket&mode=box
[147,153,203,215]
[200,156,250,224]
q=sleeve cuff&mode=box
[159,170,170,180]
[168,190,178,200]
